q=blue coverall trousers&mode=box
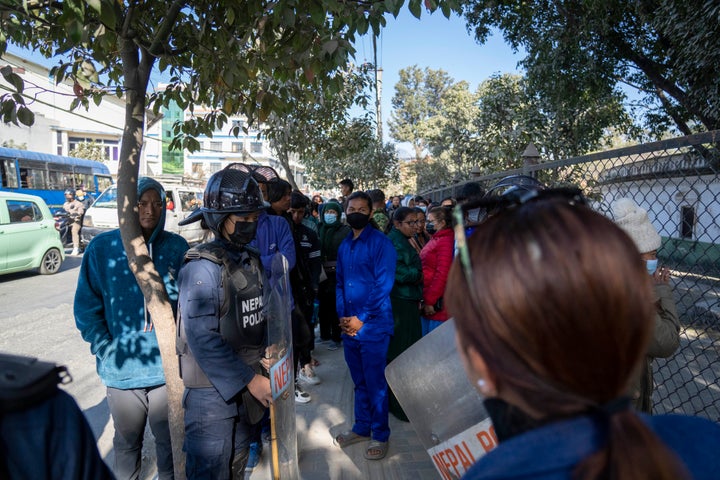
[343,334,391,442]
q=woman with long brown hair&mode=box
[446,195,720,480]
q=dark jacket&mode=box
[318,220,351,265]
[387,226,423,301]
[1,389,113,480]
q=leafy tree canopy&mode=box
[460,0,720,136]
[264,63,375,190]
[304,116,400,191]
[415,72,633,191]
[388,65,455,160]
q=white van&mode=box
[82,182,206,244]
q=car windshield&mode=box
[93,186,118,208]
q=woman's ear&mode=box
[465,346,498,397]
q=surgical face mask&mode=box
[426,221,436,235]
[467,208,481,223]
[324,213,338,224]
[229,221,258,246]
[346,212,371,230]
[646,259,658,275]
[418,205,427,212]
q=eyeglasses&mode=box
[453,187,586,309]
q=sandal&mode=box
[334,431,369,448]
[364,440,388,460]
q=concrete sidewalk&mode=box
[247,341,440,480]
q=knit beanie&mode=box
[611,198,661,254]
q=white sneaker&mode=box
[294,384,311,404]
[298,366,321,385]
[70,248,79,256]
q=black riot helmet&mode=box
[485,175,545,200]
[179,167,264,235]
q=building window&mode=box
[250,142,263,154]
[680,206,695,239]
[209,141,222,152]
[231,142,244,153]
[209,162,222,173]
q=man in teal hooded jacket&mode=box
[74,177,189,480]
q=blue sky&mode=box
[353,9,524,155]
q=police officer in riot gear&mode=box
[176,167,273,478]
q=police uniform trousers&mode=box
[183,387,252,479]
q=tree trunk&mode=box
[277,149,300,191]
[117,39,186,479]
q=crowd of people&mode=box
[14,165,710,480]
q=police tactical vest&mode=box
[177,242,266,388]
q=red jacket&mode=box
[420,227,454,321]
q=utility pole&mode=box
[373,35,383,144]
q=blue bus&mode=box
[0,147,113,211]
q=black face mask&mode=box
[483,397,547,442]
[346,212,371,230]
[229,221,258,246]
[426,221,437,235]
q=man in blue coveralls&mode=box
[334,191,397,461]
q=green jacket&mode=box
[387,226,423,301]
[319,221,351,263]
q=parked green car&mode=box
[0,191,65,275]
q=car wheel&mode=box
[39,248,63,275]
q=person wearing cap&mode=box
[612,198,680,413]
[63,189,85,255]
[176,167,273,477]
[74,178,189,479]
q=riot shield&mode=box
[385,319,497,479]
[265,253,300,480]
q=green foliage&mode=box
[303,117,400,191]
[69,140,107,162]
[460,0,720,135]
[1,139,27,149]
[388,65,455,161]
[263,63,375,190]
[414,72,634,192]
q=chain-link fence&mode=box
[422,130,720,422]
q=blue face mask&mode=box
[418,205,427,212]
[646,259,658,275]
[324,213,338,224]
